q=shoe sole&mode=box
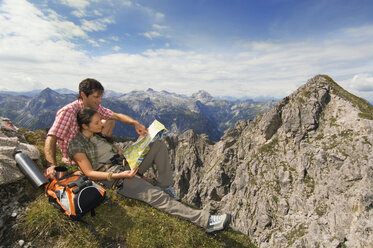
[206,214,231,234]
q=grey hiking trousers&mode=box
[104,140,210,228]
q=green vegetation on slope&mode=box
[15,129,256,248]
[19,191,256,248]
[320,75,373,120]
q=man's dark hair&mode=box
[78,78,104,99]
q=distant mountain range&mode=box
[0,88,117,97]
[0,88,276,141]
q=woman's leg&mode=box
[139,140,173,187]
[117,176,210,228]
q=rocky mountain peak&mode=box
[166,75,373,247]
[191,90,214,103]
[39,87,59,97]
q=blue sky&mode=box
[0,0,373,102]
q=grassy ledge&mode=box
[14,129,257,248]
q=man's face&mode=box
[81,91,103,110]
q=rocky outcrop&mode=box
[0,118,40,185]
[165,75,373,247]
[0,118,42,246]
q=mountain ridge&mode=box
[0,88,275,141]
[162,75,373,247]
[0,75,372,247]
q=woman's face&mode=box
[86,113,103,133]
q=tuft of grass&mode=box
[258,137,279,155]
[19,195,101,248]
[286,224,306,246]
[315,203,328,217]
[303,174,315,198]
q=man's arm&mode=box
[111,112,148,136]
[44,135,58,180]
[45,135,58,166]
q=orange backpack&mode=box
[45,171,106,220]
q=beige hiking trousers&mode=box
[106,140,210,228]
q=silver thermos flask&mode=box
[14,151,48,188]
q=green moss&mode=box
[303,174,315,198]
[287,224,307,246]
[302,89,312,98]
[258,137,279,155]
[362,136,372,146]
[340,129,353,138]
[341,150,349,158]
[329,117,339,127]
[315,203,328,217]
[248,172,257,186]
[322,133,344,151]
[297,97,306,105]
[320,75,373,120]
[358,112,373,120]
[207,156,223,174]
[279,161,287,169]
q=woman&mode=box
[68,108,231,233]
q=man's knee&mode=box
[150,140,167,151]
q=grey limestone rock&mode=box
[165,75,373,248]
[0,118,40,185]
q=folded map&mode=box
[122,120,168,170]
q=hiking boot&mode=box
[206,214,231,233]
[162,185,180,201]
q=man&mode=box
[43,78,231,233]
[44,78,146,168]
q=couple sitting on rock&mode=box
[44,78,231,233]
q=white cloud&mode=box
[81,17,114,32]
[93,9,102,16]
[88,39,100,47]
[0,0,90,91]
[0,0,372,104]
[110,36,119,41]
[60,0,90,10]
[142,31,162,40]
[349,74,373,92]
[63,1,104,18]
[142,24,170,40]
[71,9,86,18]
[0,0,88,42]
[121,0,132,7]
[340,74,373,102]
[155,12,164,21]
[153,24,168,30]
